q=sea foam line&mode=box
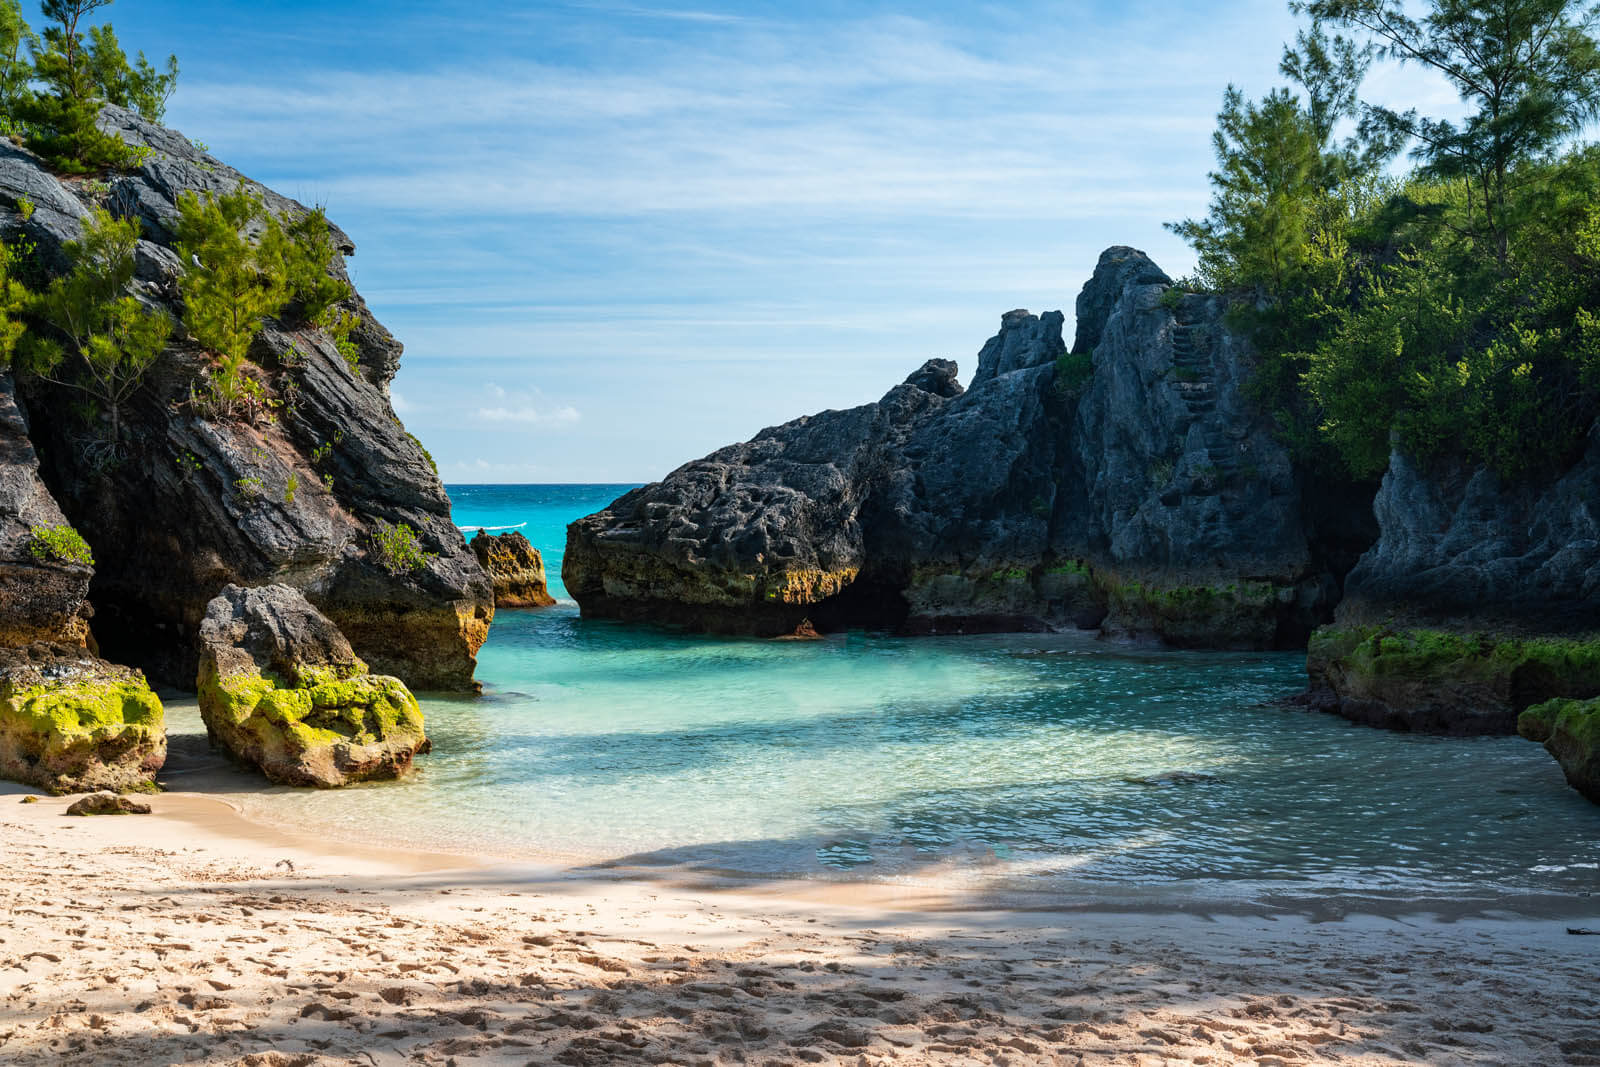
[457,522,528,531]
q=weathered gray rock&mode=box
[0,644,165,795]
[197,584,429,788]
[0,374,93,649]
[470,530,556,608]
[1066,253,1336,648]
[3,106,491,690]
[567,248,1358,647]
[1337,428,1600,634]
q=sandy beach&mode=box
[1,788,1596,1066]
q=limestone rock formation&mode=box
[197,584,429,788]
[567,247,1360,647]
[1307,426,1600,736]
[1520,698,1600,805]
[0,644,165,795]
[0,105,492,691]
[470,530,557,608]
[0,373,93,649]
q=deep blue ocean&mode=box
[209,484,1600,910]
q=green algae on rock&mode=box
[0,644,166,795]
[197,584,429,788]
[1307,627,1600,735]
[1519,698,1600,805]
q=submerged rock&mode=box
[567,247,1362,647]
[470,530,556,608]
[66,790,152,816]
[0,644,165,795]
[1,105,492,691]
[1519,698,1600,805]
[197,584,429,788]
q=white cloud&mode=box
[477,405,583,426]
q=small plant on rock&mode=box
[369,520,435,576]
[28,522,93,566]
[233,475,264,502]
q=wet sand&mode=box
[2,786,1598,1065]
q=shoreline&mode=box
[3,788,1598,1065]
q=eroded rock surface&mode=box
[0,105,491,690]
[471,530,556,608]
[197,584,428,788]
[0,373,93,648]
[567,247,1360,647]
[0,644,165,795]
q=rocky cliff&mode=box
[1306,428,1600,736]
[567,247,1368,646]
[0,105,492,691]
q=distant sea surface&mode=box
[208,484,1600,912]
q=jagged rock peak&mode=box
[902,359,964,398]
[1073,246,1172,355]
[971,309,1065,385]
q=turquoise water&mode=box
[226,485,1600,908]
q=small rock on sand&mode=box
[66,791,152,816]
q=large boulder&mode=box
[197,584,428,788]
[0,644,165,795]
[470,530,556,608]
[0,105,492,691]
[0,373,93,648]
[567,248,1362,647]
[1520,698,1600,805]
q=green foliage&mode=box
[16,209,169,447]
[233,475,264,502]
[1052,351,1093,397]
[283,473,298,505]
[85,23,177,122]
[1171,0,1600,483]
[369,520,435,576]
[0,1,35,136]
[27,522,93,565]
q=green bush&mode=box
[28,522,93,566]
[369,521,435,576]
[1053,352,1093,397]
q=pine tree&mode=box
[18,209,171,450]
[0,0,37,135]
[1298,0,1600,265]
[16,0,134,172]
[86,23,177,122]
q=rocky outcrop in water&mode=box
[197,584,428,789]
[471,530,556,608]
[1520,698,1600,804]
[0,643,165,794]
[0,105,492,691]
[1306,428,1600,751]
[567,247,1362,647]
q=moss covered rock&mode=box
[0,644,165,794]
[1519,698,1600,805]
[197,584,428,788]
[1308,627,1600,735]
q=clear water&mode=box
[209,484,1600,909]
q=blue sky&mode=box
[74,0,1455,482]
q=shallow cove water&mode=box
[196,485,1600,912]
